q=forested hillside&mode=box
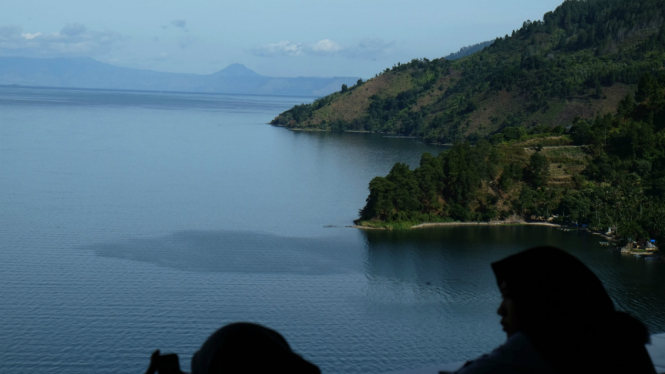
[272,0,665,144]
[356,73,665,245]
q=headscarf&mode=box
[491,246,655,374]
[191,322,321,374]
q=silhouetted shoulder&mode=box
[455,332,556,374]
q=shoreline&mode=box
[353,221,617,241]
[351,221,665,260]
[269,124,452,144]
[411,221,561,228]
[352,221,561,230]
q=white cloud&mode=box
[251,39,344,57]
[252,39,344,57]
[252,40,304,57]
[21,32,41,40]
[0,24,123,57]
[252,38,395,59]
[310,39,342,54]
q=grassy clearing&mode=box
[308,72,415,126]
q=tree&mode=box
[617,94,636,116]
[358,177,396,221]
[341,84,348,93]
[385,163,422,217]
[515,186,537,217]
[635,74,658,103]
[499,163,523,190]
[525,152,550,188]
[414,153,445,213]
[442,143,481,204]
[502,126,527,141]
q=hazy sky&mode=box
[1,0,563,78]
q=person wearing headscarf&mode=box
[454,246,656,374]
[145,322,320,374]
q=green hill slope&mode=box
[271,0,665,144]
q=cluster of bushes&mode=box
[356,140,549,224]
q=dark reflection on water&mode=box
[88,230,364,275]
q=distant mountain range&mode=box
[0,57,360,97]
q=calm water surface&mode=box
[1,87,664,374]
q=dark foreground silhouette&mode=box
[145,322,320,374]
[450,246,656,374]
[145,246,655,374]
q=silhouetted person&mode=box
[145,322,320,374]
[452,246,656,374]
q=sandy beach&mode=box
[353,220,562,230]
[410,221,562,229]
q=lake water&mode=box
[1,87,664,374]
